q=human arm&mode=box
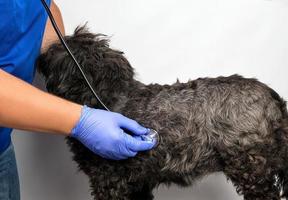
[0,68,81,134]
[0,69,155,159]
[41,0,65,52]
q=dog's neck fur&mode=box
[37,26,167,115]
[107,80,144,111]
[96,74,156,113]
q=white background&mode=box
[13,0,288,199]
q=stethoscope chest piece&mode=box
[140,129,159,147]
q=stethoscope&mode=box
[40,0,159,146]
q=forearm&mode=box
[0,69,81,135]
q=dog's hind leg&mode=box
[221,149,281,200]
[274,118,288,200]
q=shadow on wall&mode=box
[12,73,241,200]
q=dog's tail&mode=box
[276,117,288,199]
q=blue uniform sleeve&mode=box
[0,0,51,152]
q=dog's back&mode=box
[117,75,288,199]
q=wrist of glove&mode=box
[71,105,156,160]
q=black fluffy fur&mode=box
[37,26,288,200]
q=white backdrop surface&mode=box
[13,0,288,199]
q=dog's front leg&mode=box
[89,176,131,200]
[88,171,156,200]
[129,183,155,200]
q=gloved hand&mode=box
[71,105,156,160]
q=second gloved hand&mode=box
[71,105,156,160]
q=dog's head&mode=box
[37,26,135,107]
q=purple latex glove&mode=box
[71,105,156,160]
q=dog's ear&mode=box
[36,25,135,106]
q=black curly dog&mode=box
[37,26,288,200]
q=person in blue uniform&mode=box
[0,1,155,199]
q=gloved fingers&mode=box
[116,131,138,158]
[124,133,156,152]
[121,148,137,158]
[132,135,143,141]
[96,136,137,160]
[116,114,148,136]
[106,149,136,160]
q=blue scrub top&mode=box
[0,0,51,152]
